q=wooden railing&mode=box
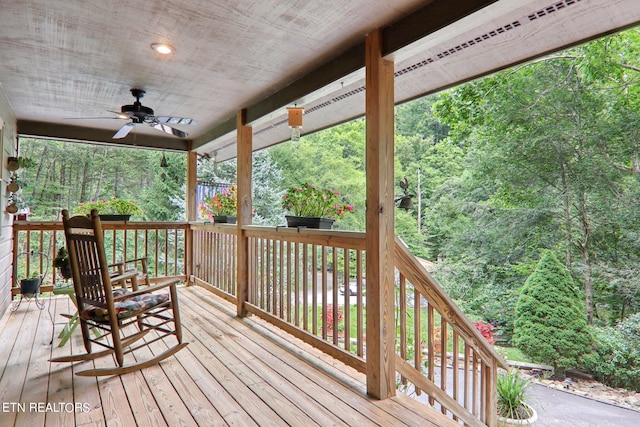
[190,223,238,302]
[394,238,508,427]
[192,223,507,426]
[13,220,505,426]
[11,220,188,296]
[191,224,367,370]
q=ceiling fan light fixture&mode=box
[151,43,175,55]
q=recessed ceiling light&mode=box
[151,43,175,55]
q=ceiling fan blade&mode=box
[108,110,132,120]
[151,122,188,138]
[155,116,197,125]
[113,123,135,139]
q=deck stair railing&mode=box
[394,237,508,427]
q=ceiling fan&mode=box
[107,89,196,139]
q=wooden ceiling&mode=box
[1,0,639,161]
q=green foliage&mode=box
[18,139,185,221]
[513,251,591,372]
[74,198,143,216]
[582,314,640,391]
[200,185,237,217]
[282,183,354,219]
[496,369,533,420]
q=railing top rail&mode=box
[243,225,366,248]
[395,236,508,369]
[189,222,366,248]
[14,221,189,231]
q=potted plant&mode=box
[20,272,41,295]
[53,246,72,282]
[199,185,237,223]
[74,198,143,221]
[497,369,537,426]
[282,183,354,229]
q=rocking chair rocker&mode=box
[50,209,187,376]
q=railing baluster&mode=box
[312,244,318,335]
[441,317,448,415]
[428,302,434,405]
[399,273,407,387]
[452,329,460,422]
[321,246,327,340]
[356,249,364,357]
[343,248,350,352]
[302,244,308,330]
[332,248,338,345]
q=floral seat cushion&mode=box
[81,288,170,322]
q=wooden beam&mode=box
[236,109,252,317]
[18,120,190,151]
[365,28,396,400]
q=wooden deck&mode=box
[0,285,458,427]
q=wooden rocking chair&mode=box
[50,209,187,376]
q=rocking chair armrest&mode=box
[108,261,125,273]
[123,257,148,264]
[110,270,139,287]
[112,277,181,301]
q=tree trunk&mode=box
[577,189,594,324]
[561,161,572,269]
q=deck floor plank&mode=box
[0,285,461,427]
[132,334,198,427]
[182,289,363,426]
[92,328,137,427]
[147,335,230,426]
[0,299,42,427]
[181,326,285,424]
[180,297,328,427]
[45,295,76,427]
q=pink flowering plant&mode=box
[473,320,496,344]
[282,183,354,219]
[199,185,237,220]
[74,198,143,216]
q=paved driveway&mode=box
[528,383,640,426]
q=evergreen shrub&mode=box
[582,314,640,391]
[513,251,591,374]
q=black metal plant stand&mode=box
[11,250,49,312]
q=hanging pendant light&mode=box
[287,106,303,142]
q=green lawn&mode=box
[495,346,530,362]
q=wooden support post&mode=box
[236,109,252,317]
[365,28,396,399]
[186,150,198,222]
[185,150,197,284]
